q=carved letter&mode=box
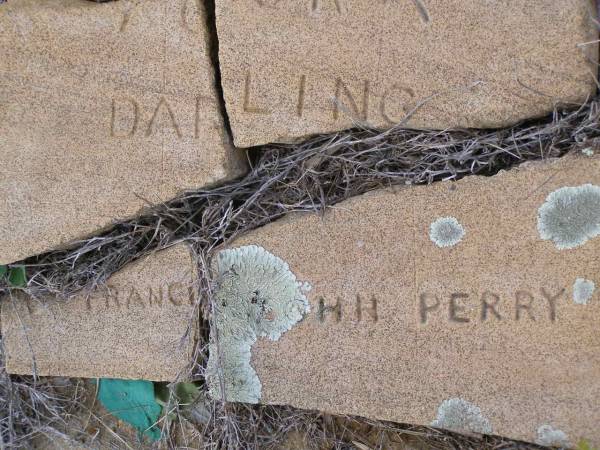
[297,74,306,117]
[148,286,163,307]
[380,84,415,125]
[419,293,439,324]
[540,287,564,322]
[355,294,378,322]
[480,291,502,321]
[312,0,343,13]
[119,3,137,32]
[515,291,535,321]
[449,293,470,323]
[103,285,120,310]
[127,287,145,308]
[146,97,182,138]
[317,296,342,323]
[243,72,270,114]
[333,78,370,121]
[168,282,184,306]
[181,0,202,34]
[111,98,138,138]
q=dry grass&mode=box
[2,97,600,449]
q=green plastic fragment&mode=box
[97,378,162,442]
[7,266,27,288]
[0,265,7,279]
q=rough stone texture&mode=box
[216,0,598,147]
[1,244,198,381]
[224,153,600,445]
[0,0,246,265]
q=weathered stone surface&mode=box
[0,0,246,265]
[216,0,598,147]
[215,153,600,445]
[1,244,198,381]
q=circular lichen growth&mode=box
[537,184,600,250]
[429,217,465,248]
[573,278,595,305]
[214,245,310,341]
[431,398,492,434]
[206,245,311,403]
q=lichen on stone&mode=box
[431,398,492,434]
[537,184,600,250]
[429,217,465,248]
[206,245,311,403]
[206,337,259,403]
[535,424,570,447]
[573,278,595,305]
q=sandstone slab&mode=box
[1,244,198,381]
[0,0,246,265]
[216,0,598,147]
[214,153,600,445]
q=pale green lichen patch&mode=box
[537,184,600,250]
[573,278,595,305]
[430,217,465,248]
[206,245,311,403]
[431,398,492,434]
[582,148,594,157]
[535,424,570,447]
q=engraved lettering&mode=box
[333,78,369,121]
[312,0,343,13]
[127,287,145,308]
[419,292,439,324]
[540,287,564,322]
[119,3,137,32]
[168,282,184,306]
[243,72,270,114]
[317,296,342,322]
[148,286,163,307]
[355,294,378,322]
[411,0,430,23]
[380,84,415,125]
[449,293,470,323]
[146,97,182,138]
[105,285,120,310]
[181,0,202,34]
[515,290,535,321]
[480,291,502,321]
[110,98,139,138]
[297,74,306,117]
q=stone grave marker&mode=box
[1,244,198,381]
[207,152,600,446]
[0,0,246,265]
[216,0,598,146]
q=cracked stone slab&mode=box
[216,0,598,147]
[218,153,600,445]
[0,0,246,265]
[1,244,198,381]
